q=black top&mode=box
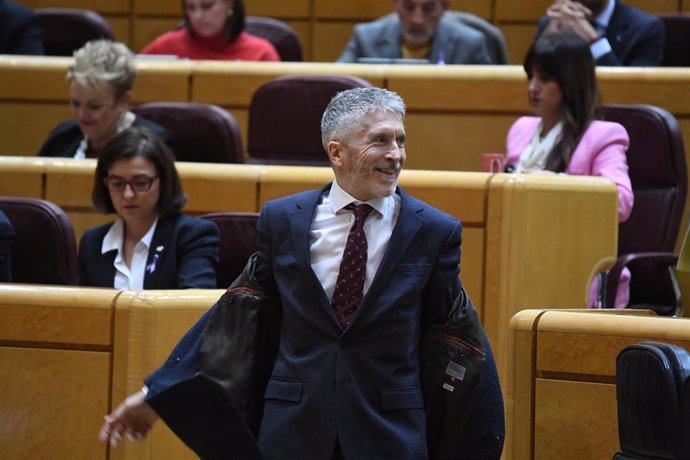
[0,209,14,282]
[38,116,174,158]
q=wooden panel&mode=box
[483,174,619,384]
[598,68,690,115]
[44,159,96,207]
[177,163,263,213]
[133,59,192,103]
[285,20,311,61]
[23,0,128,14]
[0,284,115,345]
[495,0,552,21]
[108,16,131,46]
[534,379,618,460]
[132,18,181,53]
[248,0,310,18]
[312,21,356,62]
[191,61,387,106]
[258,166,335,206]
[315,0,393,20]
[0,347,110,459]
[0,156,45,198]
[0,56,71,101]
[133,0,181,15]
[403,113,518,171]
[398,170,488,223]
[386,65,527,111]
[111,289,225,460]
[536,312,690,374]
[499,23,536,65]
[0,103,72,156]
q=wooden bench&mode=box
[506,308,690,459]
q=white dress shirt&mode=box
[101,218,158,289]
[310,180,400,302]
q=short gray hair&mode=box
[67,39,136,98]
[320,87,406,149]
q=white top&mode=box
[101,218,158,289]
[517,120,563,172]
[310,180,400,302]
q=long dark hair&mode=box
[180,0,245,42]
[524,31,599,172]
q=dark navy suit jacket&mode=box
[0,209,14,282]
[253,185,463,460]
[0,0,43,55]
[537,0,665,66]
[78,213,219,289]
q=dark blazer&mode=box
[0,0,43,55]
[337,13,491,64]
[0,210,14,282]
[37,116,173,158]
[254,184,463,460]
[78,213,219,289]
[536,0,665,66]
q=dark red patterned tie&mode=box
[331,203,374,327]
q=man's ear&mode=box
[119,90,132,107]
[327,140,345,166]
[441,0,451,11]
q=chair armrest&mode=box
[605,252,679,307]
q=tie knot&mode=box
[345,203,374,223]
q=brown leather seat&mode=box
[247,75,373,165]
[33,8,115,56]
[598,105,688,315]
[132,102,245,164]
[198,212,259,289]
[246,16,303,61]
[0,196,77,285]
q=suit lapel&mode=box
[605,1,629,48]
[377,15,403,58]
[143,216,174,289]
[287,188,329,301]
[353,189,424,325]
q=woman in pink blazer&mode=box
[505,31,633,307]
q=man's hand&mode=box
[544,0,600,43]
[98,390,159,447]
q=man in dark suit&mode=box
[0,210,13,282]
[0,0,43,55]
[337,0,490,64]
[536,0,664,66]
[99,87,468,459]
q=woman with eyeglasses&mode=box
[78,126,219,289]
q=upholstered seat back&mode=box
[614,341,690,460]
[33,8,115,56]
[247,75,372,165]
[245,16,303,61]
[601,105,687,311]
[132,102,245,164]
[198,212,259,289]
[0,197,77,285]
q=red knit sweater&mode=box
[140,29,280,61]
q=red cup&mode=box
[482,153,506,173]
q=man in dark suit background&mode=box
[99,87,475,459]
[337,0,491,64]
[536,0,664,66]
[0,0,43,55]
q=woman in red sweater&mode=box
[141,0,279,61]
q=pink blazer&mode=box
[506,116,634,222]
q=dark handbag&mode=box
[421,288,505,460]
[145,253,281,460]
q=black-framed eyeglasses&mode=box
[104,174,158,193]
